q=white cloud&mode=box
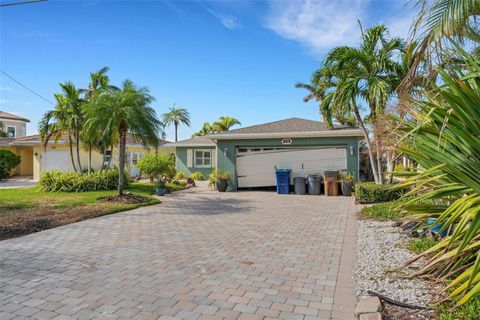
[265,0,367,55]
[207,8,239,30]
[0,86,11,91]
[384,9,417,41]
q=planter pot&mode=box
[341,181,353,196]
[216,179,228,192]
[155,187,166,196]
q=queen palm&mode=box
[317,24,405,184]
[192,122,213,137]
[39,82,84,172]
[85,80,161,195]
[162,106,190,141]
[212,116,241,132]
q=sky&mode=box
[0,0,417,141]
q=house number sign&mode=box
[281,138,293,145]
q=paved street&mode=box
[0,185,357,320]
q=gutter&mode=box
[208,129,364,140]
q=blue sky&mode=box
[0,0,416,140]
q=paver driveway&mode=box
[0,186,357,320]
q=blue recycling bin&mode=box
[275,169,291,194]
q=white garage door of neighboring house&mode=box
[236,147,347,188]
[42,151,70,172]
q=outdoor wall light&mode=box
[350,145,354,155]
[223,148,228,157]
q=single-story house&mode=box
[167,117,364,191]
[0,111,173,180]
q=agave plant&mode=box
[396,48,480,306]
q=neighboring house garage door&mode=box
[42,151,70,172]
[236,147,347,188]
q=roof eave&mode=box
[209,129,364,140]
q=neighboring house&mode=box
[0,112,173,180]
[0,111,29,138]
[167,117,364,191]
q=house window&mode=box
[21,126,26,137]
[132,153,138,165]
[103,150,112,165]
[6,126,15,138]
[194,149,211,167]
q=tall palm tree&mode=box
[315,24,405,184]
[0,121,6,137]
[212,116,241,132]
[162,105,190,141]
[85,80,161,195]
[192,122,213,137]
[39,82,84,172]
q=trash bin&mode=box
[307,175,322,195]
[275,169,291,194]
[293,177,307,195]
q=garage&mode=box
[236,147,347,188]
[42,151,70,172]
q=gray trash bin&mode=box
[307,175,322,195]
[293,177,307,195]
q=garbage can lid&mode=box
[275,168,291,172]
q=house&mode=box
[167,117,364,191]
[0,111,173,180]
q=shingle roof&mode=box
[0,111,30,123]
[0,137,15,146]
[212,117,351,135]
[165,135,215,147]
[7,133,169,146]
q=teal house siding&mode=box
[176,146,215,179]
[215,137,360,191]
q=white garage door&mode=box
[42,151,70,172]
[236,147,347,188]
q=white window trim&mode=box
[194,149,212,168]
[6,126,16,138]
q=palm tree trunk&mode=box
[352,104,379,183]
[107,145,113,169]
[88,148,92,174]
[374,129,384,184]
[118,129,127,196]
[68,131,77,172]
[75,131,83,172]
[175,123,178,142]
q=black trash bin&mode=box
[293,177,307,195]
[307,175,322,195]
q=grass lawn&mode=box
[360,201,403,221]
[0,182,185,240]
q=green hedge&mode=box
[354,182,407,203]
[0,150,21,180]
[39,169,129,192]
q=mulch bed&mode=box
[98,193,150,204]
[382,303,437,320]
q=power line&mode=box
[0,0,47,7]
[0,70,54,105]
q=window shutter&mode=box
[187,149,193,167]
[211,149,216,168]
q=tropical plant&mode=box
[396,49,480,306]
[85,80,162,195]
[0,150,21,180]
[212,116,241,132]
[39,169,125,192]
[310,24,405,184]
[162,105,190,141]
[0,121,6,137]
[192,122,213,137]
[190,171,204,181]
[39,82,84,172]
[136,153,175,182]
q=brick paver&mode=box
[0,184,356,319]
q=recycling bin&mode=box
[275,169,291,194]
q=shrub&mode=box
[354,182,407,203]
[39,169,129,192]
[361,202,403,221]
[190,171,204,181]
[136,154,175,181]
[0,150,21,180]
[174,172,186,180]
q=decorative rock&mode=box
[355,296,381,317]
[359,312,382,320]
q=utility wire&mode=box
[1,70,54,105]
[0,0,47,7]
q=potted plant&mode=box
[155,176,167,196]
[215,171,229,192]
[340,172,355,196]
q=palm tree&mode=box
[315,24,405,184]
[212,116,241,132]
[39,82,84,172]
[192,122,213,137]
[0,121,6,137]
[162,105,190,141]
[85,80,161,195]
